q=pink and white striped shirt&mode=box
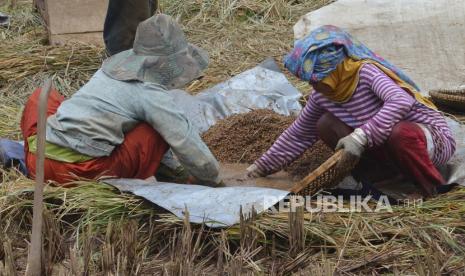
[255,64,456,173]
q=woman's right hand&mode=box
[246,164,267,178]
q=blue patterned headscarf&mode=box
[284,25,420,91]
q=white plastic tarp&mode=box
[170,58,302,134]
[293,0,465,95]
[104,178,288,228]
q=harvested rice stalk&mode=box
[0,44,104,86]
[288,200,305,257]
[1,239,16,276]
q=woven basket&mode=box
[430,88,465,111]
[290,150,357,196]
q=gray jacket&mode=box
[46,69,219,182]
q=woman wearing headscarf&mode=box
[247,25,456,197]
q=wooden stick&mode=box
[289,150,343,194]
[25,78,53,276]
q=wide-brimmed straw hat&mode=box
[102,14,209,89]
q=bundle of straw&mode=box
[0,44,104,86]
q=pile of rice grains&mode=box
[202,109,333,180]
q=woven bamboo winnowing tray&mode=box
[289,150,357,196]
[430,87,465,111]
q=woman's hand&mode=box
[335,135,364,157]
[334,130,367,174]
[335,128,367,158]
[246,164,267,178]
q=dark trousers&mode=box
[104,0,157,56]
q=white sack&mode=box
[294,0,465,95]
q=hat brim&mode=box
[102,43,209,88]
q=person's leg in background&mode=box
[104,0,158,56]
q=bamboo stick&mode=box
[25,78,53,276]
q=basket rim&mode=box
[430,90,465,105]
[290,150,346,194]
[430,88,465,96]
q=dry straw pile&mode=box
[1,0,465,274]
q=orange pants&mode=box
[21,87,169,184]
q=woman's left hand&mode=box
[335,132,366,158]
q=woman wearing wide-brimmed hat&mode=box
[248,25,456,197]
[21,14,220,185]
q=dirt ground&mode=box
[202,109,333,180]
